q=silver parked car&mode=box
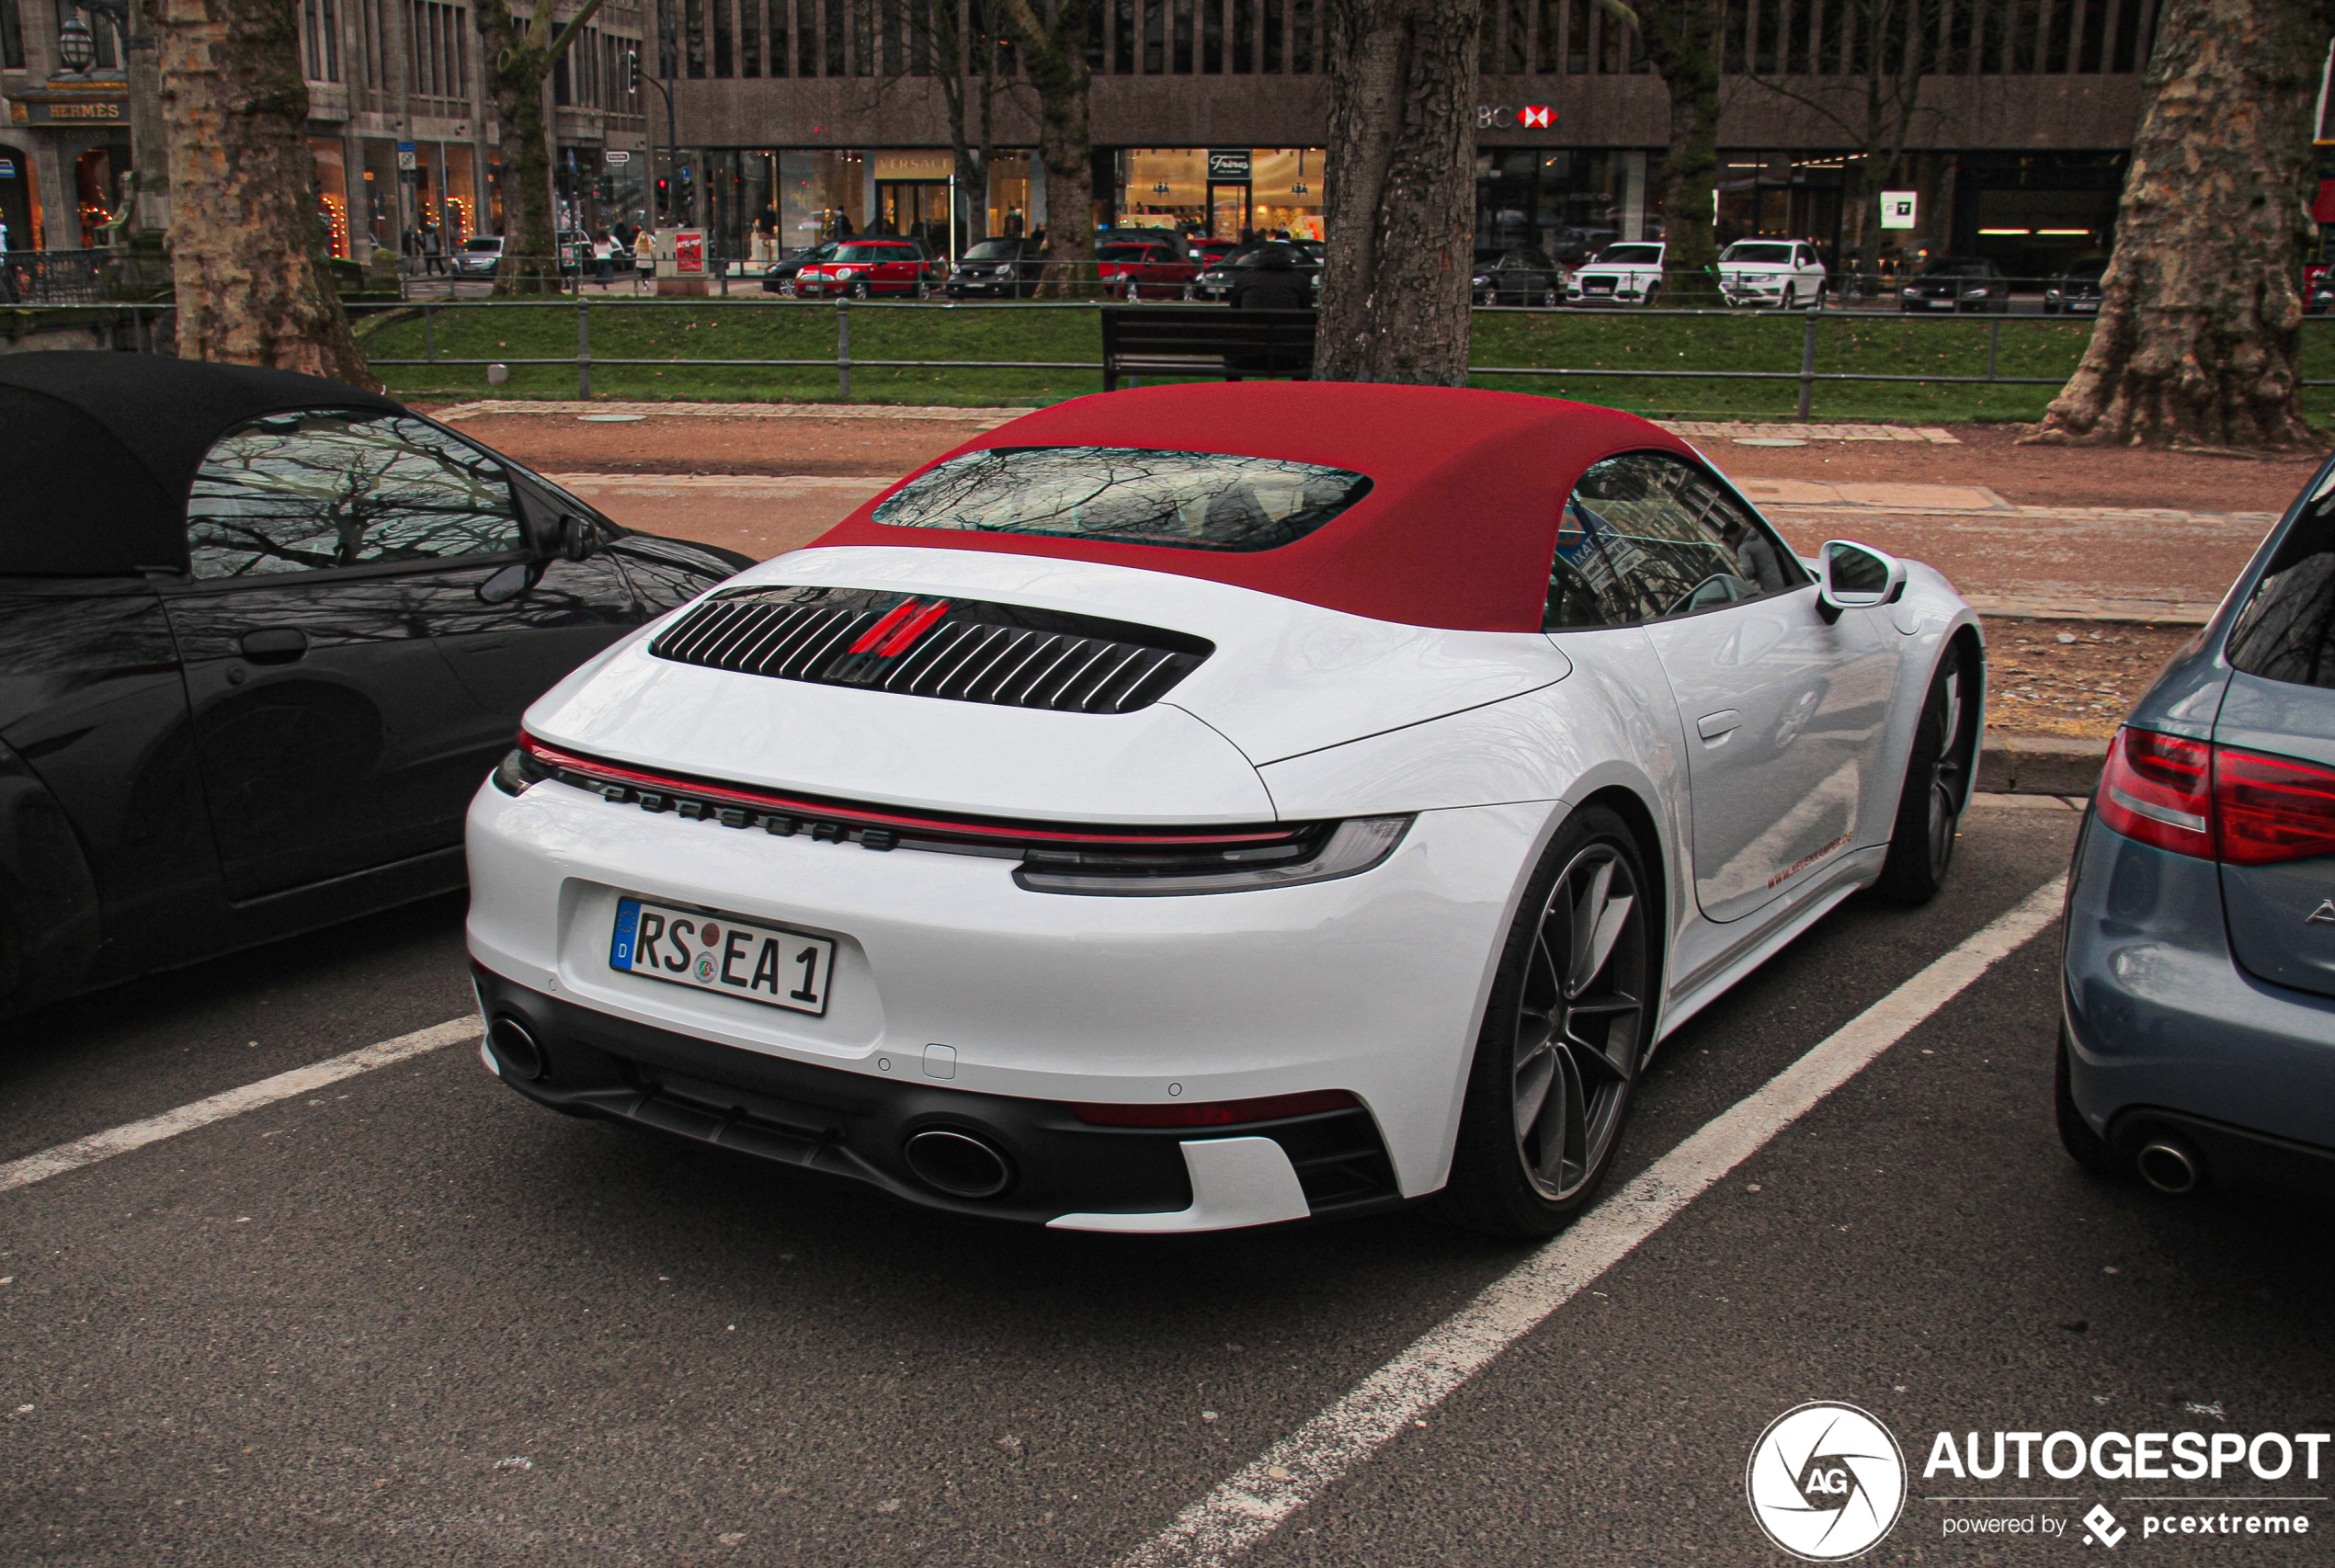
[2059,459,2335,1199]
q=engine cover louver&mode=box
[647,585,1213,714]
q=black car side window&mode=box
[2227,488,2335,689]
[1546,451,1807,631]
[187,410,525,579]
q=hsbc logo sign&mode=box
[1477,103,1557,131]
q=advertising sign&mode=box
[604,149,632,165]
[1206,149,1251,181]
[1880,190,1918,229]
[672,229,705,275]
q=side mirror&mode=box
[478,560,545,604]
[1816,540,1907,624]
[558,514,598,563]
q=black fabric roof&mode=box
[0,352,404,577]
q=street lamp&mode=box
[55,11,97,72]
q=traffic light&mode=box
[624,49,639,95]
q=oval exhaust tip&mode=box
[904,1128,1014,1199]
[488,1016,547,1082]
[2136,1135,2202,1195]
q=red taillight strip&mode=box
[1070,1089,1360,1128]
[518,733,1301,850]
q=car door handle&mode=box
[1696,710,1744,741]
[238,628,310,665]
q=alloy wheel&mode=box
[1510,843,1649,1202]
[1924,665,1967,878]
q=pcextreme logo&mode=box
[1747,1403,1909,1561]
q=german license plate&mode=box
[609,896,835,1017]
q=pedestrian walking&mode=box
[595,232,614,288]
[633,226,655,290]
[422,227,445,275]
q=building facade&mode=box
[662,0,2165,274]
[0,0,649,259]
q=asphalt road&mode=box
[4,800,2329,1567]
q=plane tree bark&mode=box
[476,0,609,294]
[995,0,1094,296]
[1609,0,1722,304]
[2030,0,2335,449]
[1313,0,1480,383]
[155,0,375,385]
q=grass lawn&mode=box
[355,298,2335,425]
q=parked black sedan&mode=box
[946,236,1047,299]
[0,352,749,1017]
[1472,245,1565,307]
[1898,256,2012,313]
[2043,257,2108,315]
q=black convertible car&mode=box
[0,352,748,1016]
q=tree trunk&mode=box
[2029,0,2335,450]
[1314,0,1478,384]
[998,0,1094,297]
[156,0,375,386]
[1632,0,1720,304]
[477,0,559,293]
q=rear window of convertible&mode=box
[871,446,1374,552]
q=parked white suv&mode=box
[1566,242,1665,305]
[1718,240,1828,309]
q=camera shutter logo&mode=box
[1746,1402,1908,1561]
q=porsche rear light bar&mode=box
[510,732,1310,855]
[2096,725,2335,866]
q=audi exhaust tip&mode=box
[2136,1134,2203,1195]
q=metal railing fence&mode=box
[20,298,2335,419]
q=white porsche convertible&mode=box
[466,384,1982,1237]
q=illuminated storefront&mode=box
[1116,148,1325,240]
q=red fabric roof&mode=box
[804,382,1691,632]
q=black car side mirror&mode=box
[558,514,598,563]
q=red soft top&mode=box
[806,381,1693,632]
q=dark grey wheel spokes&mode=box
[1511,843,1649,1202]
[1926,665,1966,876]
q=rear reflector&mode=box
[2097,725,2335,866]
[1070,1089,1360,1128]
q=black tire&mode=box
[1874,646,1974,904]
[1437,805,1657,1238]
[2055,1028,2121,1175]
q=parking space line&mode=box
[1119,876,2067,1568]
[0,1017,483,1197]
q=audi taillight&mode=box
[2215,745,2335,865]
[2096,727,2213,858]
[2097,726,2335,866]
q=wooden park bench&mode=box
[1099,306,1317,392]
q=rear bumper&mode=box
[467,776,1545,1203]
[2061,812,2335,1184]
[474,970,1403,1229]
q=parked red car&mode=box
[1096,241,1202,301]
[794,240,938,299]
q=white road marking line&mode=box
[1120,876,2067,1568]
[0,1017,483,1197]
